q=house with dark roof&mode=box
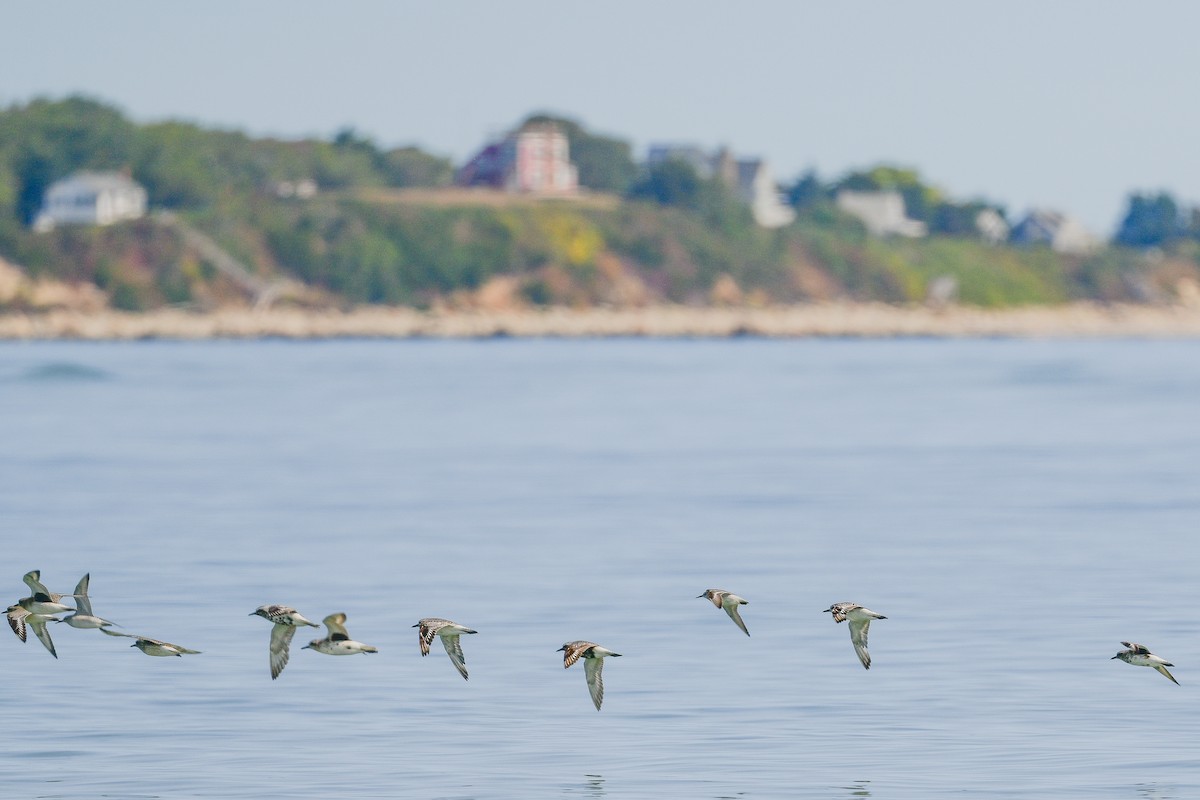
[1010,210,1098,254]
[457,123,578,195]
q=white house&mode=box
[974,208,1010,245]
[1009,210,1099,255]
[835,190,927,237]
[735,159,795,228]
[273,178,318,199]
[646,144,794,228]
[34,172,147,231]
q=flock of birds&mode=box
[8,572,1182,709]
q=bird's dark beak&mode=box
[411,623,419,628]
[130,643,137,648]
[247,612,256,616]
[1111,655,1120,659]
[822,609,831,613]
[696,594,706,599]
[556,646,565,652]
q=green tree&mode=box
[379,147,453,187]
[627,158,756,244]
[628,158,707,208]
[332,128,453,187]
[2,96,138,223]
[13,151,55,225]
[786,169,827,209]
[930,201,1005,237]
[134,121,229,207]
[1114,191,1184,247]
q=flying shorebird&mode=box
[302,613,378,656]
[21,570,73,602]
[1112,641,1180,685]
[414,618,477,680]
[6,603,60,658]
[61,574,116,631]
[559,641,622,711]
[697,589,751,636]
[7,570,74,657]
[18,570,77,616]
[824,602,888,670]
[100,628,201,657]
[250,605,319,679]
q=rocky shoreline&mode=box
[4,303,1200,340]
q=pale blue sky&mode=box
[5,2,1197,234]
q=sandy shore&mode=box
[4,303,1200,340]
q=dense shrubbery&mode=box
[0,96,454,222]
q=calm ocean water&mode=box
[1,338,1198,799]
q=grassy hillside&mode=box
[2,97,1197,312]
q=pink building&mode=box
[457,124,578,195]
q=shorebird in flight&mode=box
[61,574,117,631]
[101,629,201,657]
[18,570,77,616]
[302,613,379,656]
[6,603,60,658]
[6,570,77,657]
[824,602,887,670]
[559,641,622,711]
[697,589,750,636]
[250,605,319,679]
[1112,641,1179,685]
[414,618,477,680]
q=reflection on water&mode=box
[560,775,605,798]
[842,781,871,797]
[16,361,112,382]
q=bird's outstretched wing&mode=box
[441,634,469,680]
[584,657,605,711]
[7,605,28,642]
[724,603,750,636]
[323,613,350,641]
[73,574,94,617]
[269,624,297,679]
[29,618,57,658]
[848,618,873,670]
